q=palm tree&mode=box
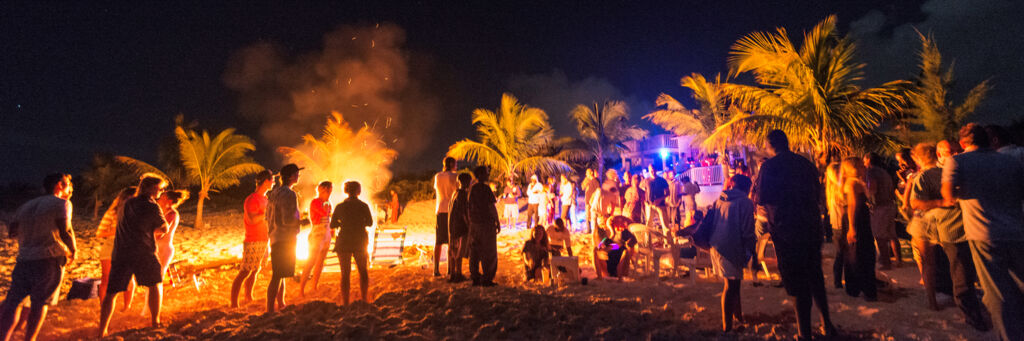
[80,153,138,221]
[718,15,910,165]
[176,125,264,228]
[278,111,398,200]
[448,93,572,182]
[644,73,743,151]
[570,100,648,178]
[905,32,990,142]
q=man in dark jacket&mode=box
[447,173,473,283]
[753,130,837,340]
[468,166,500,286]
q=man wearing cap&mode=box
[1,173,75,341]
[265,164,308,313]
[230,170,273,308]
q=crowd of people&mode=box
[428,125,1023,340]
[3,123,1024,340]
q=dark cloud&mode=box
[851,0,1024,124]
[223,23,439,164]
[506,70,651,137]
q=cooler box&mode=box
[550,256,579,285]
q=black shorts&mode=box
[271,238,297,279]
[6,257,65,306]
[773,240,824,297]
[436,213,450,244]
[107,254,163,294]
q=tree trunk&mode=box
[195,190,208,228]
[92,194,102,222]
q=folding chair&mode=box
[370,226,407,267]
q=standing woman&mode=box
[97,187,136,311]
[301,181,333,296]
[623,174,645,224]
[841,158,877,301]
[824,163,846,288]
[156,189,189,275]
[330,181,373,305]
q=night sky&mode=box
[3,1,1021,184]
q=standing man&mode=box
[644,165,670,235]
[864,153,901,269]
[525,175,543,229]
[681,176,701,225]
[500,179,520,230]
[581,169,600,233]
[908,143,988,331]
[433,157,459,277]
[265,164,308,313]
[468,166,500,287]
[100,175,168,337]
[1,173,75,341]
[230,170,273,308]
[942,123,1024,340]
[753,130,837,339]
[665,170,682,227]
[559,174,576,225]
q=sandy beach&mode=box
[0,200,998,340]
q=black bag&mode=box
[691,205,718,250]
[66,278,99,300]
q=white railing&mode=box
[683,165,725,186]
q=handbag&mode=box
[691,204,718,250]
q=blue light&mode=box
[659,148,669,159]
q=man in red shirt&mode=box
[229,170,273,308]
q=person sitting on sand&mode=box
[447,173,472,283]
[301,181,333,297]
[706,175,756,332]
[230,170,273,308]
[594,215,636,280]
[522,225,550,281]
[547,218,573,257]
[330,181,373,305]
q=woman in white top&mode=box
[156,190,189,276]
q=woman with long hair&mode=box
[156,189,189,275]
[522,224,550,281]
[824,162,846,288]
[97,187,136,310]
[841,158,877,301]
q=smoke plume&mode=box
[224,23,439,163]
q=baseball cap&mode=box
[279,163,304,179]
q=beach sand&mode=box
[0,200,997,340]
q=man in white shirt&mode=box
[433,157,459,277]
[559,174,576,226]
[525,175,544,229]
[1,173,75,341]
